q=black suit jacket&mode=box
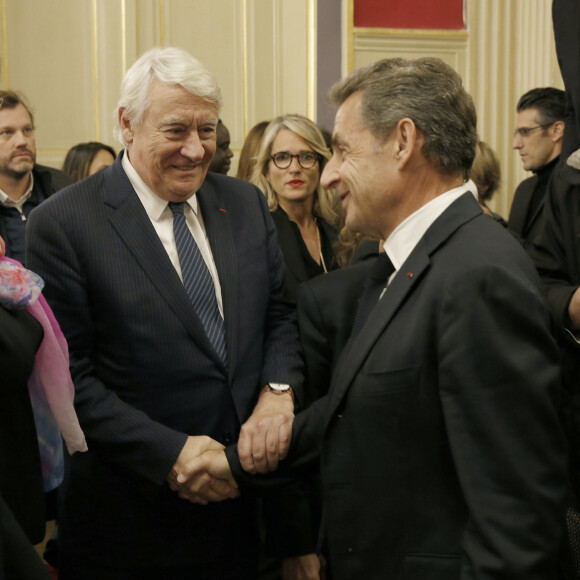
[26,155,303,570]
[530,158,580,492]
[297,259,376,403]
[508,158,558,247]
[508,175,542,239]
[229,193,568,579]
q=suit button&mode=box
[224,430,232,444]
[336,414,343,419]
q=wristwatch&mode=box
[267,383,294,400]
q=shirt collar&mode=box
[0,173,34,210]
[121,150,198,222]
[383,183,472,272]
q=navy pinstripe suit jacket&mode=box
[26,154,303,569]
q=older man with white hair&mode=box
[27,46,307,579]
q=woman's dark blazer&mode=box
[0,306,44,545]
[271,207,338,302]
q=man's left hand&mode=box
[282,554,321,580]
[238,386,294,473]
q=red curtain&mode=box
[354,0,465,30]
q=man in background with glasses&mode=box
[509,87,565,247]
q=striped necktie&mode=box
[169,202,227,365]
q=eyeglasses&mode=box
[513,122,554,138]
[270,151,320,170]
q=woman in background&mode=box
[237,121,269,182]
[252,114,342,302]
[62,142,116,182]
[470,140,507,226]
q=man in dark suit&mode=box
[0,90,72,265]
[509,87,565,247]
[26,47,306,579]
[185,57,569,579]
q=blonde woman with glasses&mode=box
[252,114,342,302]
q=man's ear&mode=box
[118,108,134,144]
[551,120,565,143]
[393,118,418,168]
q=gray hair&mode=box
[113,46,222,147]
[251,114,342,228]
[327,57,477,179]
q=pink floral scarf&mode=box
[0,236,87,490]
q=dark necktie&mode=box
[169,202,227,364]
[348,253,395,345]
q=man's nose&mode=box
[321,156,338,188]
[14,130,30,147]
[182,132,205,160]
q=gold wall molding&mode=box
[353,28,469,80]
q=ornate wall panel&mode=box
[0,0,97,168]
[353,29,469,80]
[347,0,563,218]
[0,0,315,176]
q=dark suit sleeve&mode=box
[530,163,580,329]
[257,194,305,404]
[296,283,335,405]
[26,206,187,489]
[438,263,567,579]
[226,394,329,490]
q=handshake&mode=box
[167,386,294,504]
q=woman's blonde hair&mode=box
[236,120,269,182]
[251,114,342,227]
[470,140,501,202]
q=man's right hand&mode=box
[568,287,580,329]
[167,435,238,504]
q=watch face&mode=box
[269,383,290,392]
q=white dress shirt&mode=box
[122,152,224,317]
[383,183,474,286]
[0,174,34,216]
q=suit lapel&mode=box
[272,209,310,283]
[104,159,226,369]
[326,193,482,423]
[509,177,536,234]
[197,182,238,377]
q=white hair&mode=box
[113,46,222,147]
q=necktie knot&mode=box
[168,201,185,216]
[370,252,395,282]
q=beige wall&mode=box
[0,0,563,216]
[0,0,316,177]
